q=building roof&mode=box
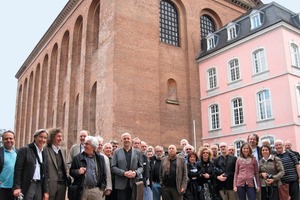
[196,2,300,60]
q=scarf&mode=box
[165,154,177,176]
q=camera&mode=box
[222,173,228,177]
[267,174,273,179]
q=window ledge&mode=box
[166,99,179,105]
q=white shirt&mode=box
[32,143,43,180]
[52,144,60,154]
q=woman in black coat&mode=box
[184,152,201,200]
[197,147,219,200]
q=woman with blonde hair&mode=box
[234,143,260,200]
[197,147,219,200]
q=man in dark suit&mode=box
[44,128,68,200]
[214,142,237,200]
[13,129,49,200]
[0,130,17,200]
[111,132,144,200]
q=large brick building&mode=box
[14,0,261,150]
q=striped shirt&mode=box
[277,150,299,183]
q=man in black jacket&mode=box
[214,142,237,200]
[70,136,106,200]
[0,130,17,200]
[13,129,49,200]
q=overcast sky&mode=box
[0,1,298,131]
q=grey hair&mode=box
[85,136,99,149]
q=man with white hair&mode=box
[70,136,107,200]
[111,132,143,200]
[178,139,189,157]
[275,139,300,200]
[214,142,237,200]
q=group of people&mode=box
[0,129,299,200]
[179,134,300,200]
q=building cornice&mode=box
[225,0,262,11]
[15,0,80,79]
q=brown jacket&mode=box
[159,155,188,194]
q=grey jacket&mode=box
[111,147,143,190]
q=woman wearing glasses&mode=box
[197,147,218,200]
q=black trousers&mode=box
[0,188,14,200]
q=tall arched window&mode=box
[291,43,300,67]
[257,90,272,120]
[232,97,244,126]
[159,0,179,46]
[200,15,215,49]
[209,104,220,130]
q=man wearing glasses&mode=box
[214,142,237,200]
[69,136,107,200]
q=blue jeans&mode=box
[152,182,162,200]
[237,185,256,200]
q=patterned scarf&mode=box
[165,154,177,176]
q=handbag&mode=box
[273,156,290,200]
[68,183,79,200]
[143,186,153,200]
[278,183,289,200]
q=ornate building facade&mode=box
[197,2,300,153]
[14,0,261,149]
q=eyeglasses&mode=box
[202,152,209,155]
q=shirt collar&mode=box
[34,143,43,153]
[52,145,60,154]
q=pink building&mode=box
[197,2,300,155]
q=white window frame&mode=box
[227,22,237,41]
[207,67,217,90]
[209,104,220,130]
[291,42,300,68]
[234,140,245,157]
[296,86,300,115]
[250,10,262,29]
[231,97,244,126]
[228,58,241,82]
[257,89,272,120]
[206,33,218,50]
[252,48,267,74]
